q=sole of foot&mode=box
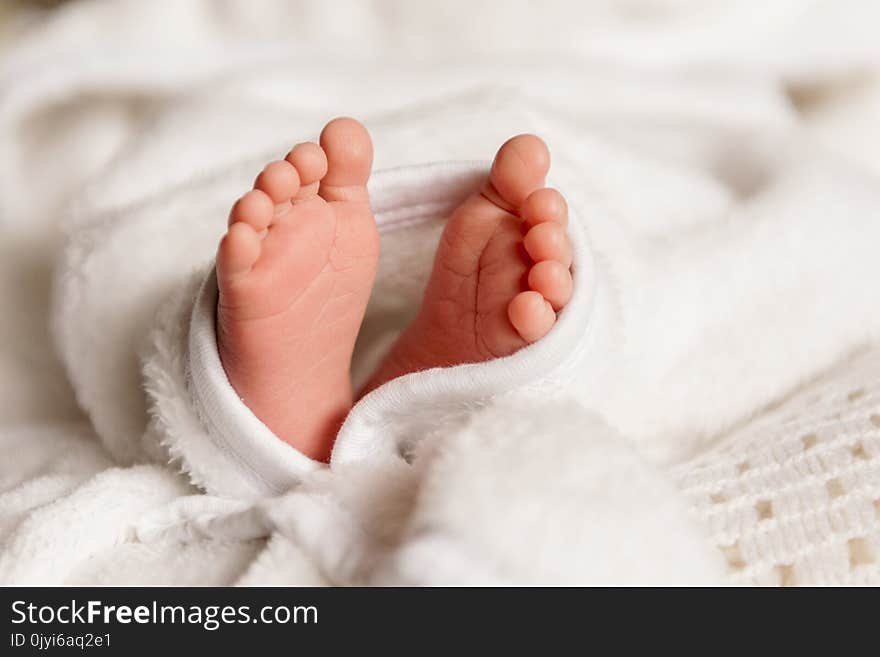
[362,133,572,395]
[216,117,379,462]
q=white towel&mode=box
[3,0,880,585]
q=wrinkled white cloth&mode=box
[2,0,880,585]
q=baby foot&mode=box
[363,134,572,394]
[216,118,378,462]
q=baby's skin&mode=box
[216,118,573,461]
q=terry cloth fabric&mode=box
[3,0,880,585]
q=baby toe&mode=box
[508,290,556,343]
[318,117,373,202]
[523,221,572,267]
[521,187,568,227]
[254,160,301,204]
[286,142,328,199]
[527,260,572,310]
[228,189,275,230]
[218,222,261,282]
[487,134,550,210]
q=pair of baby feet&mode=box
[217,118,573,462]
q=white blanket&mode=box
[3,0,880,585]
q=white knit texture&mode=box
[676,348,880,585]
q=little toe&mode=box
[254,160,301,205]
[524,222,572,267]
[527,260,573,310]
[318,117,373,203]
[521,188,568,227]
[286,142,328,201]
[485,134,550,211]
[508,290,556,343]
[228,189,275,231]
[217,222,261,284]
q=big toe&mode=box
[318,117,373,202]
[486,134,550,211]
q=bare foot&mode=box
[216,118,378,462]
[362,134,573,394]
